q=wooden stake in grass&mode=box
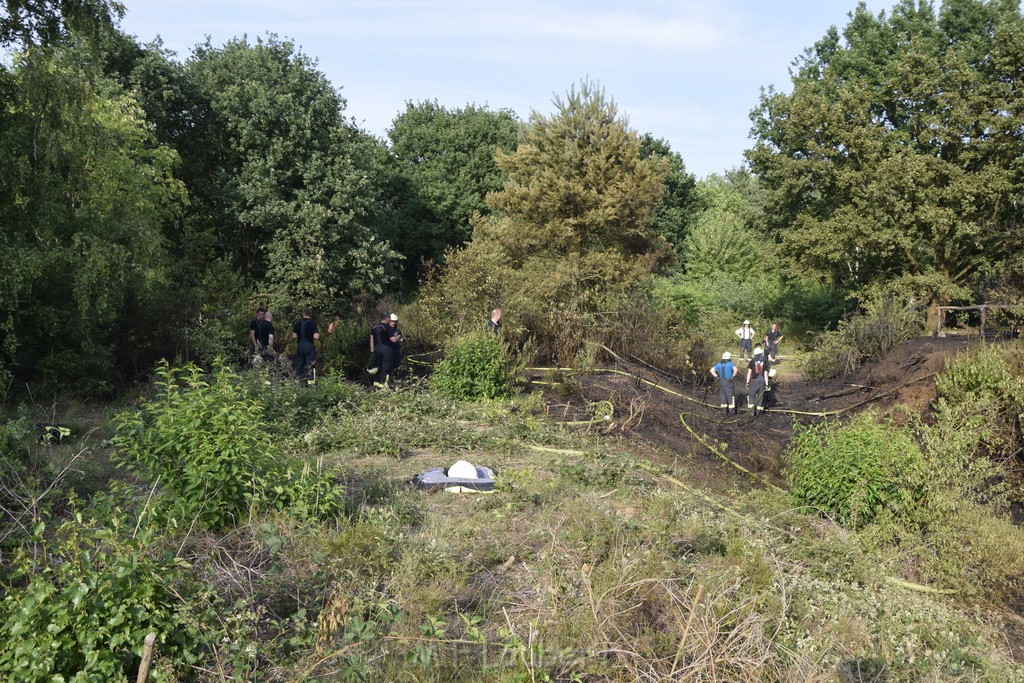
[137,632,156,683]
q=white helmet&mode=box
[390,313,399,322]
[753,346,764,356]
[743,320,750,325]
[722,351,732,360]
[447,460,479,479]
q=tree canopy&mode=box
[748,0,1024,321]
[0,44,183,391]
[387,100,519,279]
[183,36,399,310]
[419,81,673,359]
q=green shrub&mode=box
[934,345,1024,463]
[0,505,213,682]
[432,331,520,400]
[242,370,363,432]
[786,412,921,528]
[113,361,344,529]
[935,344,1024,405]
[803,296,923,379]
[114,361,277,529]
[319,318,372,378]
[848,399,1024,600]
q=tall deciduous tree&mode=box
[748,0,1024,325]
[387,101,518,279]
[184,35,398,311]
[1,0,123,49]
[683,173,771,280]
[638,133,698,257]
[0,46,184,390]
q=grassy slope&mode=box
[7,372,1023,682]
[282,378,1023,682]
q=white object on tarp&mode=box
[447,460,479,479]
[411,460,496,493]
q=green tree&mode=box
[0,45,184,391]
[184,35,399,311]
[387,100,519,279]
[0,0,123,49]
[481,80,671,267]
[638,133,698,256]
[682,173,771,279]
[748,0,1024,326]
[422,81,671,360]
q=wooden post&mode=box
[980,305,987,340]
[936,306,945,337]
[137,633,156,683]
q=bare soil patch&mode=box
[530,336,978,488]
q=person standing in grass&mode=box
[292,307,320,382]
[249,307,266,354]
[764,322,784,362]
[259,311,276,361]
[369,313,390,376]
[735,319,755,360]
[709,351,738,415]
[379,313,402,380]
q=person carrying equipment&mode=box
[735,320,756,360]
[745,346,771,416]
[709,351,738,415]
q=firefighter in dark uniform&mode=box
[745,346,771,416]
[764,323,784,362]
[369,313,389,375]
[292,307,320,382]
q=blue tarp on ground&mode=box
[411,465,496,492]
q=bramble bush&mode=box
[113,361,344,530]
[432,331,521,400]
[786,412,921,528]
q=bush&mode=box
[113,361,344,529]
[786,412,922,528]
[318,318,372,378]
[803,296,923,379]
[114,361,277,529]
[0,504,214,682]
[935,344,1024,406]
[432,331,520,400]
[934,345,1024,464]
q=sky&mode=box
[118,0,890,178]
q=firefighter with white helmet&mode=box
[735,319,755,360]
[709,351,739,415]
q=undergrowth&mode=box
[432,330,521,400]
[3,349,1024,680]
[803,296,922,379]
